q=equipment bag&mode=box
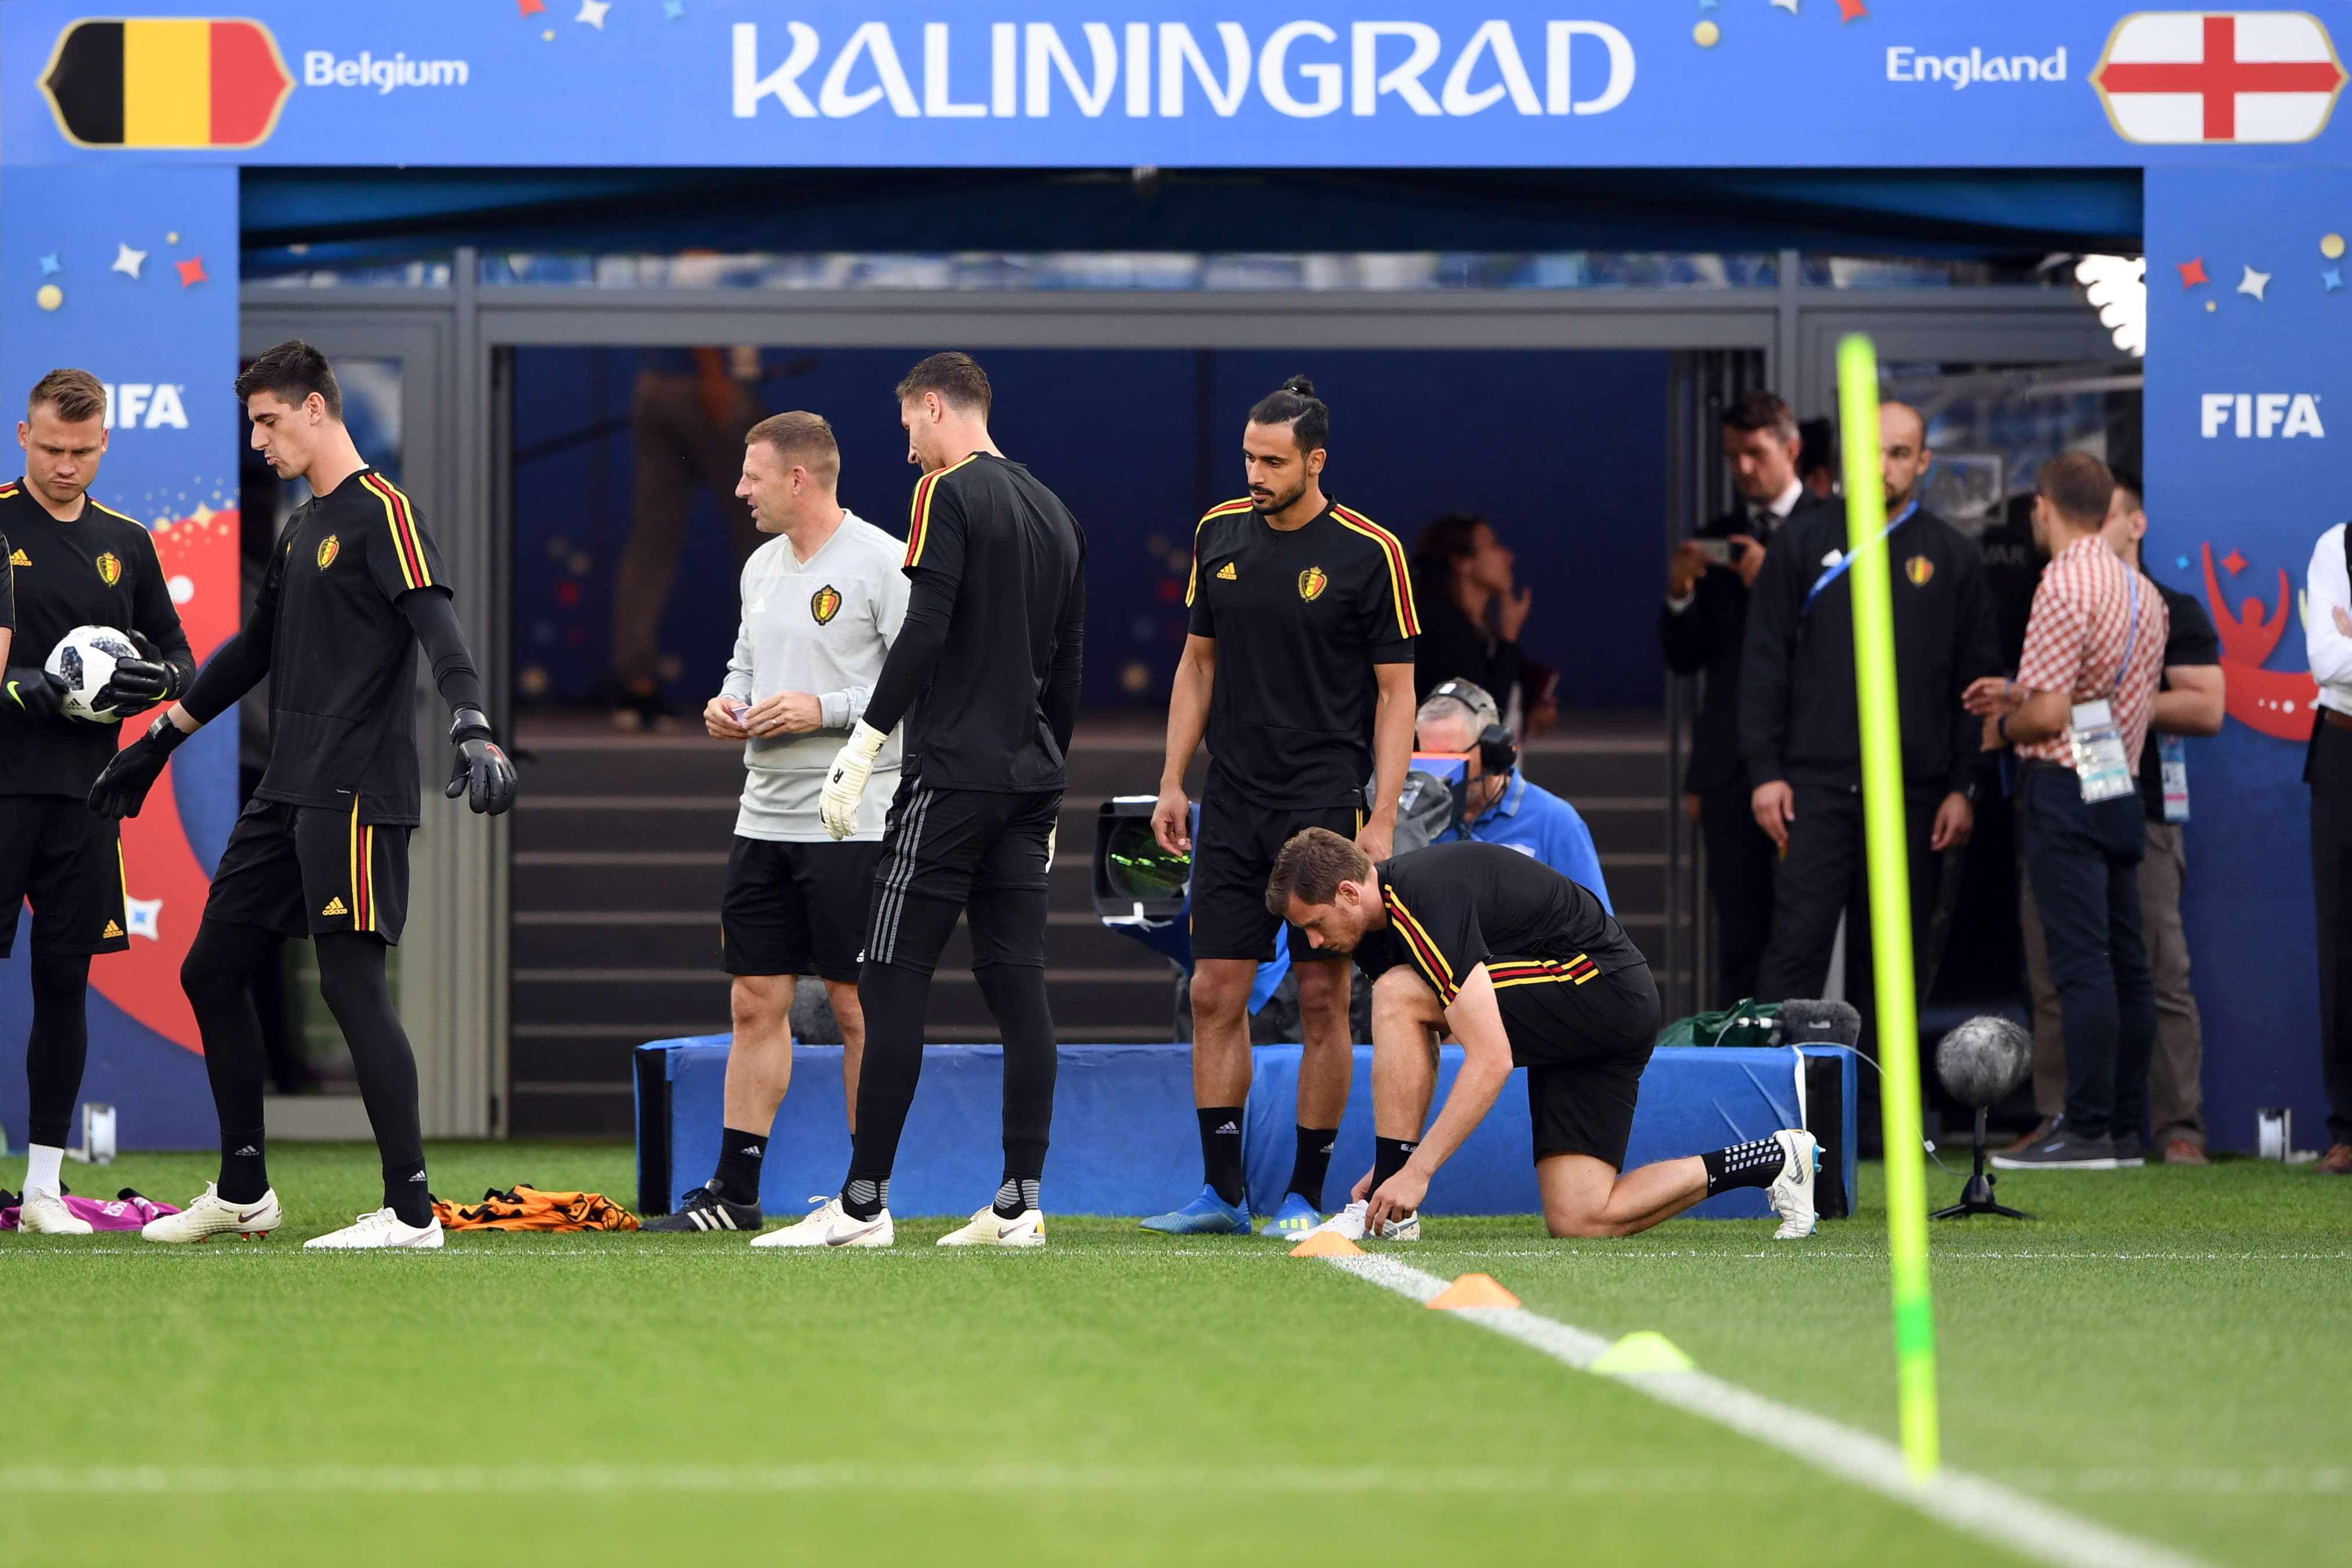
[1655,998,1781,1050]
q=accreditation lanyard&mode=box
[2067,568,2142,805]
[1802,501,1918,616]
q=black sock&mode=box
[1702,1137,1788,1196]
[993,1174,1042,1218]
[712,1127,768,1205]
[25,952,92,1149]
[845,961,931,1214]
[1372,1135,1419,1196]
[842,1175,890,1221]
[220,1130,270,1205]
[1197,1107,1247,1207]
[1288,1125,1339,1209]
[384,1156,432,1228]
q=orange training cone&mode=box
[1288,1229,1364,1257]
[1427,1273,1521,1309]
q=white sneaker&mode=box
[750,1195,894,1248]
[1767,1129,1820,1240]
[936,1205,1046,1247]
[17,1192,93,1235]
[304,1208,444,1250]
[1299,1199,1420,1243]
[141,1183,282,1243]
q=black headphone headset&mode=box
[1428,680,1518,778]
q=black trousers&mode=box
[1698,780,1776,1003]
[2017,764,2154,1142]
[2311,720,2352,1146]
[1752,780,1940,1058]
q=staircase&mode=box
[505,710,1671,1136]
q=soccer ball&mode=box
[45,625,140,722]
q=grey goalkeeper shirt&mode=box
[721,511,909,841]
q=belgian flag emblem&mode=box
[317,534,340,571]
[41,19,295,149]
[810,584,843,625]
[95,551,123,587]
[1297,565,1328,602]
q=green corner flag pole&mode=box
[1835,332,1941,1480]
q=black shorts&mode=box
[1189,770,1365,964]
[864,777,1059,978]
[1488,958,1661,1169]
[203,798,412,943]
[0,795,128,958]
[720,837,882,981]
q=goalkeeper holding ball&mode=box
[2,368,192,1236]
[91,341,513,1251]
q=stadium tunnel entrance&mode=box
[233,165,2139,1138]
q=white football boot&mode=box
[1296,1199,1420,1243]
[1767,1129,1821,1240]
[17,1192,94,1235]
[304,1207,444,1250]
[750,1195,894,1248]
[935,1204,1046,1247]
[140,1183,282,1243]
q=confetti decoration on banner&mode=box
[175,255,207,288]
[36,284,63,311]
[1771,0,1799,12]
[1694,20,1720,45]
[664,0,685,16]
[2322,233,2346,260]
[575,0,609,27]
[2176,256,2208,287]
[2205,299,2217,312]
[2223,550,2247,575]
[1697,0,1719,10]
[517,0,547,15]
[1838,0,1869,19]
[2237,264,2271,300]
[112,242,146,279]
[2326,268,2345,293]
[39,252,62,276]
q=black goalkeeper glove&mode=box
[446,706,515,816]
[5,666,69,723]
[94,630,178,717]
[88,711,188,820]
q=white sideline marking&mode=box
[0,1463,1778,1495]
[1325,1255,2214,1568]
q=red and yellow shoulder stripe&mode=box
[358,472,432,591]
[903,453,983,569]
[1384,887,1458,1003]
[1331,504,1419,640]
[0,482,20,500]
[87,500,139,526]
[1488,955,1601,990]
[1185,497,1254,607]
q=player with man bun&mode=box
[1,368,192,1235]
[92,340,512,1251]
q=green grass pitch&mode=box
[3,1142,2346,1566]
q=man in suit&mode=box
[1662,390,1834,1003]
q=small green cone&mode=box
[1590,1331,1696,1375]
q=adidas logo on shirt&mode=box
[1215,561,1236,580]
[321,896,348,916]
[9,548,27,566]
[101,920,124,938]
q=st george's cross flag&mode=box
[2093,12,2346,143]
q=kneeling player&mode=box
[1267,830,1816,1241]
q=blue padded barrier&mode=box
[638,1039,1856,1222]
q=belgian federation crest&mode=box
[811,584,843,625]
[1297,565,1328,602]
[1904,555,1935,587]
[94,551,121,586]
[317,534,340,570]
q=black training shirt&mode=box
[0,479,193,797]
[1350,840,1647,1004]
[881,453,1086,792]
[2137,579,2221,823]
[249,467,447,825]
[1186,496,1417,810]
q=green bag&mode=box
[1655,998,1781,1050]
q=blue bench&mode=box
[634,1040,1858,1223]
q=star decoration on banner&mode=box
[1837,0,1869,18]
[2238,264,2271,301]
[2326,268,2345,293]
[175,256,207,288]
[1771,0,1799,11]
[125,896,162,941]
[2176,257,2207,287]
[1697,0,1719,10]
[112,242,146,279]
[2222,550,2248,575]
[38,252,62,276]
[189,501,217,525]
[517,0,547,15]
[2174,554,2190,570]
[575,0,610,27]
[664,0,685,16]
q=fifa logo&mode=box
[1297,565,1328,602]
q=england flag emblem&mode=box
[2092,12,2346,143]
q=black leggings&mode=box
[182,921,424,1179]
[24,951,92,1149]
[848,959,1057,1186]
